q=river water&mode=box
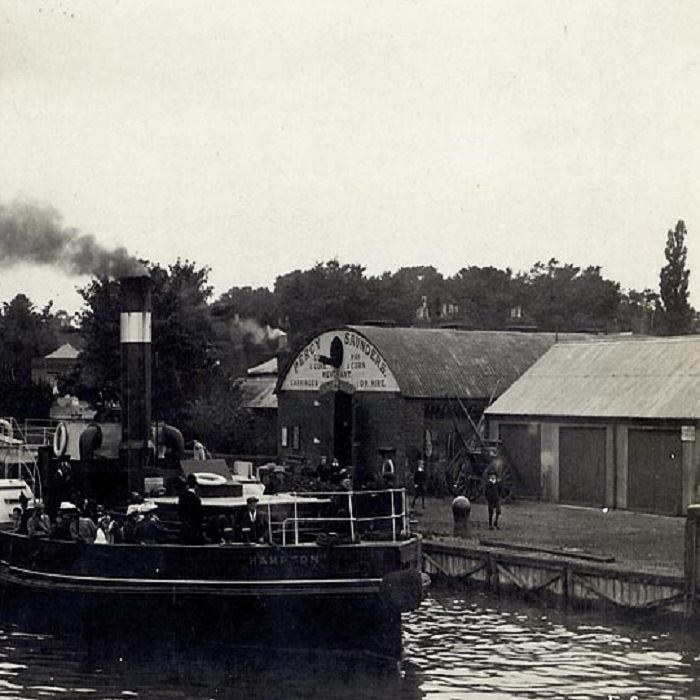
[0,588,699,699]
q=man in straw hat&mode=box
[27,499,51,538]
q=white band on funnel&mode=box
[120,312,152,343]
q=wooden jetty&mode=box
[423,538,686,615]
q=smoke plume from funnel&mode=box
[0,198,145,278]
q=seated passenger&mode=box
[119,504,143,544]
[66,504,97,544]
[95,513,116,544]
[134,502,165,544]
[26,500,51,538]
[49,506,75,542]
[11,507,23,533]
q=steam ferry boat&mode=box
[0,276,428,663]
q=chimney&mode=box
[119,274,152,494]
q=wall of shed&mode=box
[278,390,418,486]
[277,391,490,489]
[488,417,700,516]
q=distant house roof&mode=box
[45,343,81,360]
[486,335,700,421]
[279,325,586,400]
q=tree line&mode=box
[0,220,693,451]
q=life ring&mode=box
[194,471,227,486]
[53,422,69,458]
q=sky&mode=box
[1,0,699,314]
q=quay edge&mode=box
[422,539,687,617]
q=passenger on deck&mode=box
[338,469,353,491]
[49,504,76,541]
[262,471,278,495]
[235,496,269,544]
[46,461,73,522]
[135,501,166,544]
[68,506,98,544]
[95,513,116,544]
[27,500,51,538]
[11,507,23,533]
[118,504,143,544]
[178,474,204,545]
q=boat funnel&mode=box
[119,274,152,493]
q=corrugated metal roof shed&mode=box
[486,335,700,420]
[348,326,573,399]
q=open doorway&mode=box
[333,390,354,468]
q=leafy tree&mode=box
[659,220,694,335]
[520,260,621,333]
[450,266,516,329]
[149,260,219,425]
[213,285,277,327]
[75,277,122,405]
[0,294,59,419]
[183,381,254,454]
[275,259,370,347]
[365,266,447,327]
[76,259,220,428]
[616,288,661,335]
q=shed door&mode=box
[628,428,682,516]
[498,423,541,499]
[559,427,606,507]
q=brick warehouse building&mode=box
[276,325,570,487]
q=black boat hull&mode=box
[0,532,425,661]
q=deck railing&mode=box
[279,488,409,546]
[22,419,60,451]
[0,418,43,499]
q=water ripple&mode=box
[0,590,696,698]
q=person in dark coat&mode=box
[235,496,269,544]
[49,512,74,541]
[412,462,427,509]
[135,502,166,544]
[484,472,502,530]
[178,474,204,544]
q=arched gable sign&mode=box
[281,330,400,393]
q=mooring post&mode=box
[684,504,700,617]
[452,495,471,537]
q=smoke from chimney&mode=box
[233,318,287,348]
[0,198,145,278]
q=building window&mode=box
[281,427,288,448]
[291,426,301,450]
